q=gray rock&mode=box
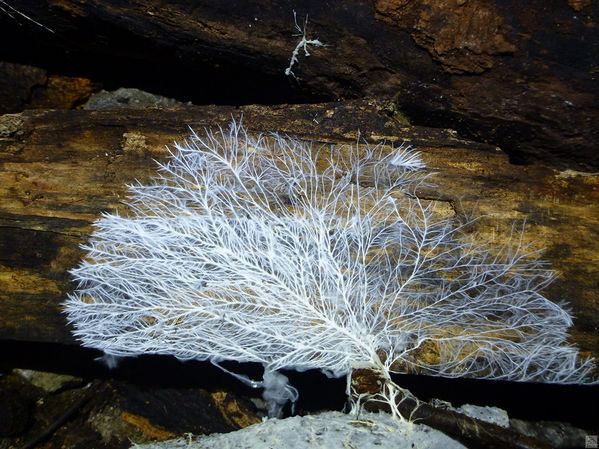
[457,404,510,428]
[130,410,467,449]
[84,88,188,110]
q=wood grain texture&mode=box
[0,102,597,379]
[1,0,598,168]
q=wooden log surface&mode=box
[0,100,597,378]
[2,0,598,169]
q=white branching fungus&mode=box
[388,144,426,171]
[65,121,596,420]
[284,11,328,79]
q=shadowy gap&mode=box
[0,16,332,107]
[1,340,597,428]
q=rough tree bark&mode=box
[0,0,597,169]
[0,101,597,372]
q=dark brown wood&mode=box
[0,101,597,378]
[1,1,598,169]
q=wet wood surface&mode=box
[0,101,597,376]
[2,1,598,169]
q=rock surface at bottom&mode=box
[131,410,466,449]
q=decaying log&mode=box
[0,101,597,375]
[1,0,598,169]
